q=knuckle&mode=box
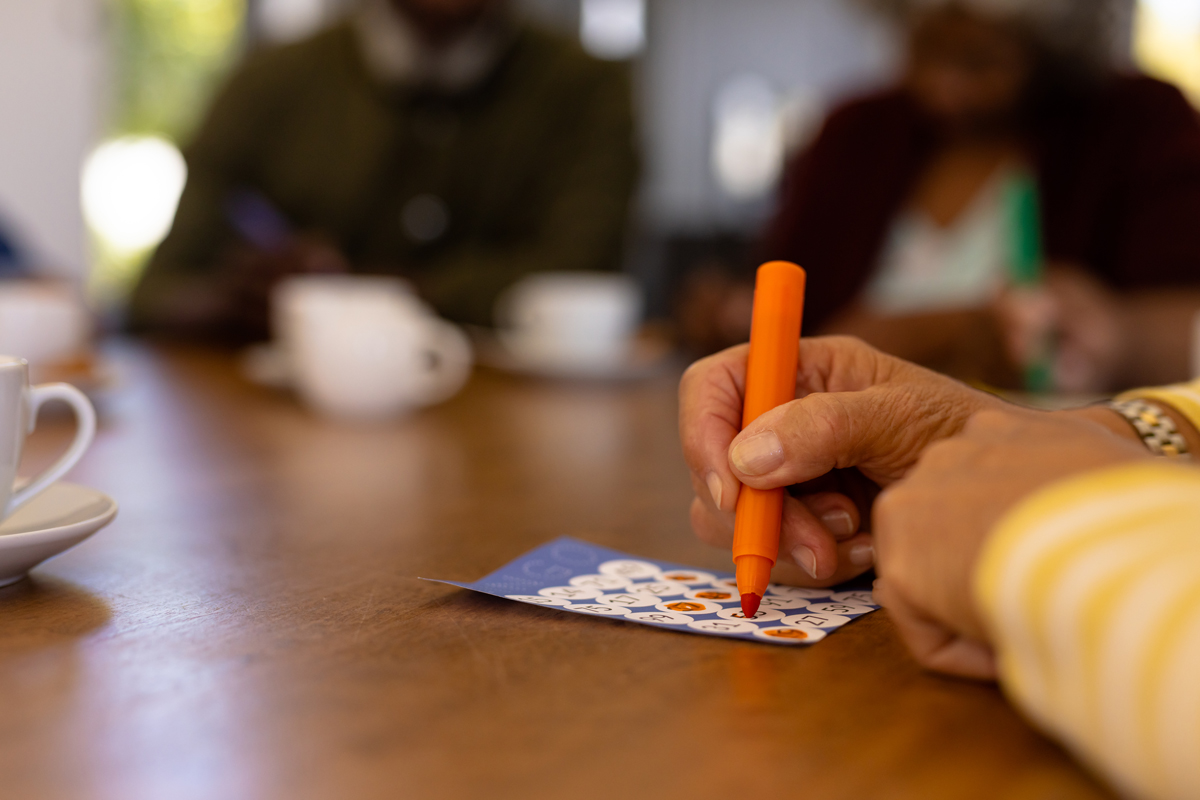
[824,333,875,354]
[821,334,865,351]
[807,393,854,456]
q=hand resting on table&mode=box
[872,409,1150,679]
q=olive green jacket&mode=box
[131,21,638,333]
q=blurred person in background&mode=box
[688,0,1200,392]
[131,0,638,342]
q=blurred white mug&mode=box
[496,272,643,367]
[0,356,95,518]
[0,281,89,366]
[273,276,473,420]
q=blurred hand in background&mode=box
[213,234,350,341]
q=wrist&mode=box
[1057,406,1140,443]
[1062,400,1199,458]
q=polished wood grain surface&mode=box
[0,343,1113,800]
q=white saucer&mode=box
[0,482,117,587]
[470,327,676,381]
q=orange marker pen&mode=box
[734,261,806,618]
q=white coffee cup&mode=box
[273,275,473,420]
[495,272,643,367]
[0,281,90,366]
[0,356,95,517]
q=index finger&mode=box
[679,345,748,512]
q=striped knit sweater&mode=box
[975,379,1200,799]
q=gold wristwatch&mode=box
[1106,399,1191,459]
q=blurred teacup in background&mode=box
[271,275,473,421]
[495,272,644,369]
[0,281,92,383]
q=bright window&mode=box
[88,0,245,307]
[1134,0,1200,107]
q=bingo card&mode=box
[425,537,878,646]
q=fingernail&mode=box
[849,542,875,567]
[791,545,819,579]
[821,510,855,540]
[730,431,784,476]
[705,472,724,511]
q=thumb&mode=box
[727,386,918,489]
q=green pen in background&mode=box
[1006,171,1055,393]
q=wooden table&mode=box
[0,343,1113,800]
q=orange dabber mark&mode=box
[665,601,707,613]
[763,628,809,640]
[733,261,806,619]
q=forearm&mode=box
[412,196,630,327]
[411,248,558,327]
[974,461,1200,800]
[130,242,291,343]
[415,140,636,326]
[129,263,230,334]
[131,174,243,336]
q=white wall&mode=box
[639,0,899,233]
[511,0,898,233]
[0,0,106,279]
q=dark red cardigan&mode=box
[761,75,1200,333]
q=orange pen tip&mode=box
[740,592,762,619]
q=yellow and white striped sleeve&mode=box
[974,462,1200,800]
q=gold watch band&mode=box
[1105,399,1191,459]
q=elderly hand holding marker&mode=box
[681,324,1200,800]
[679,335,1007,586]
[681,332,1199,661]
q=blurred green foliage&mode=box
[110,0,246,139]
[92,0,246,311]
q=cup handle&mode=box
[9,383,96,516]
[416,321,473,406]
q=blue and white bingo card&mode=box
[426,537,878,646]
